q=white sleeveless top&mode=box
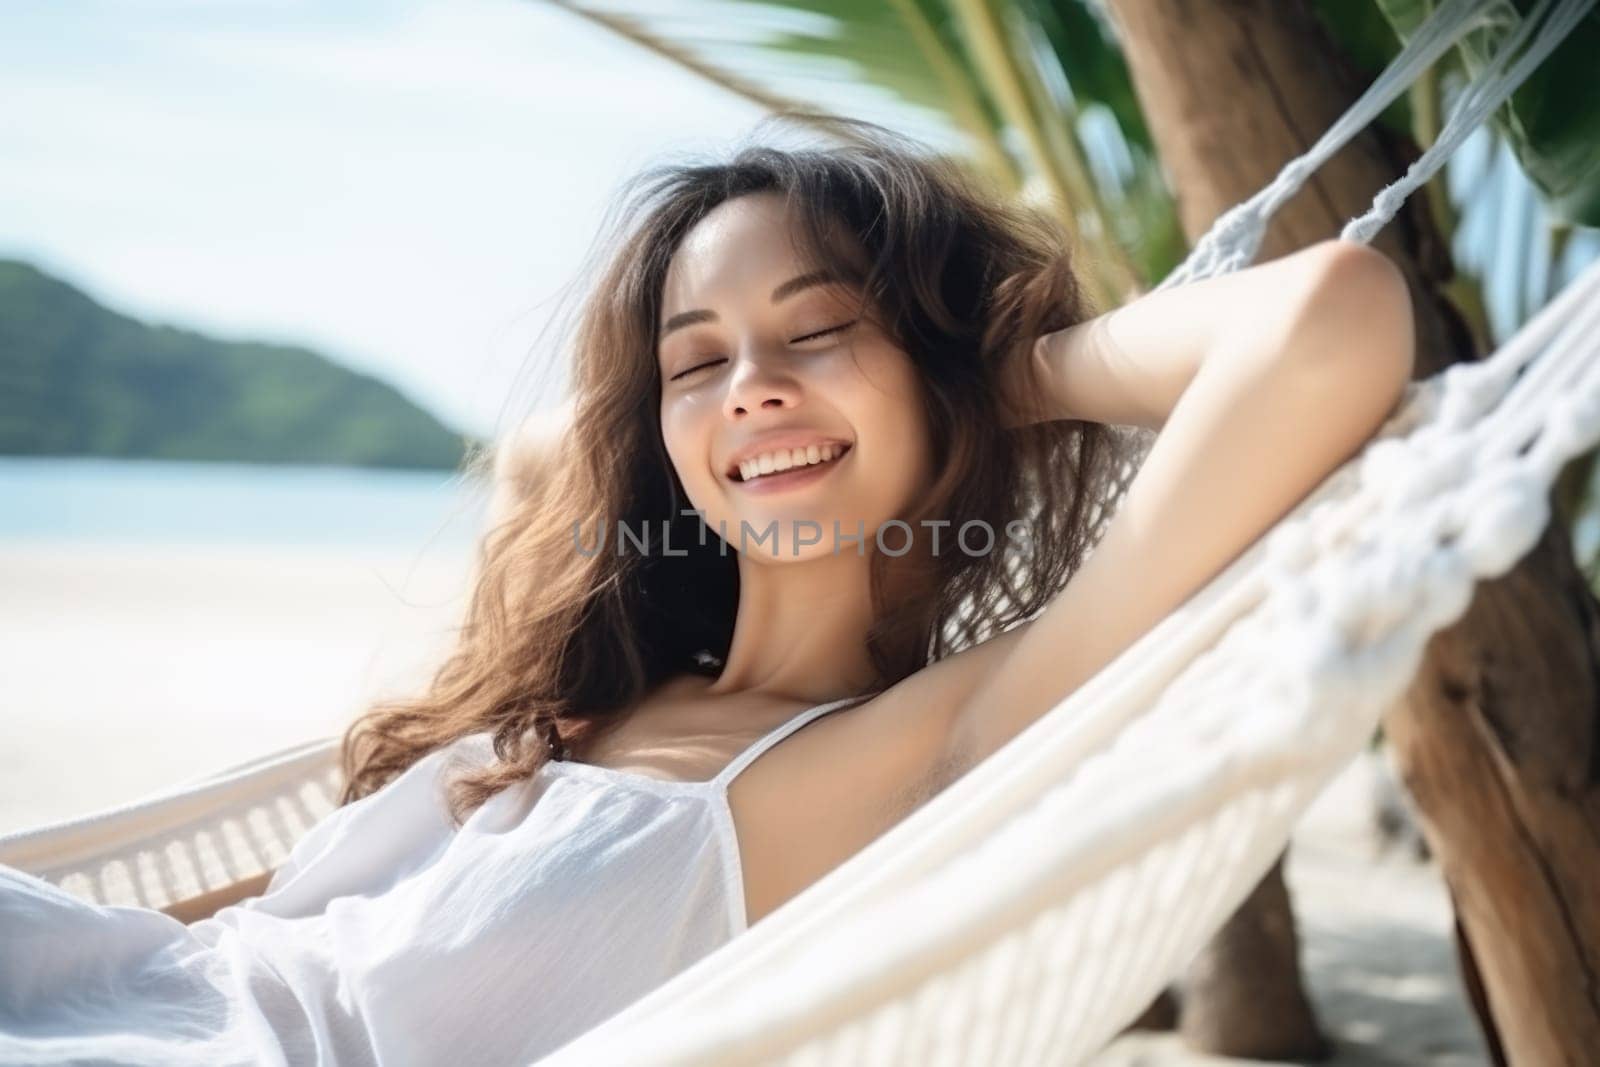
[0,696,862,1067]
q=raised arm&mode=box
[999,239,1404,431]
[944,239,1415,785]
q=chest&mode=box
[571,694,945,928]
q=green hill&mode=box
[0,259,480,470]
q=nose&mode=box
[721,348,802,421]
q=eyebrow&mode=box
[658,268,856,341]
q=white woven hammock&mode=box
[3,0,1596,1062]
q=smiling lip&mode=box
[732,446,851,495]
[725,436,852,481]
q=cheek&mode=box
[857,351,930,452]
[868,367,936,497]
[660,401,713,487]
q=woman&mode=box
[0,114,1414,1065]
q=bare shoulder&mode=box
[731,623,1033,834]
[824,621,1036,817]
[727,627,1032,922]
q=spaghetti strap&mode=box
[712,696,863,790]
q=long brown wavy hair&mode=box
[337,113,1137,827]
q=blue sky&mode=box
[5,1,1594,445]
[0,1,848,441]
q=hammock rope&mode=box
[1164,0,1582,288]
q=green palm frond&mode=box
[540,0,1166,309]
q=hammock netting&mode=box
[2,0,1595,1061]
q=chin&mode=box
[704,509,832,560]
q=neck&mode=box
[703,533,937,706]
[704,545,878,705]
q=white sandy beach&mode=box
[0,540,477,833]
[0,539,1490,1064]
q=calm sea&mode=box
[0,456,493,551]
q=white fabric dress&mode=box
[0,696,861,1066]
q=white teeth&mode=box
[735,443,848,482]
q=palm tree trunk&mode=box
[1103,0,1600,1060]
[1177,856,1329,1059]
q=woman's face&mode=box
[657,191,935,562]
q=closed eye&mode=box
[670,359,723,382]
[794,319,857,343]
[667,320,858,382]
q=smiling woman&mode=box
[367,113,1131,813]
[0,113,1192,1065]
[655,191,940,584]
